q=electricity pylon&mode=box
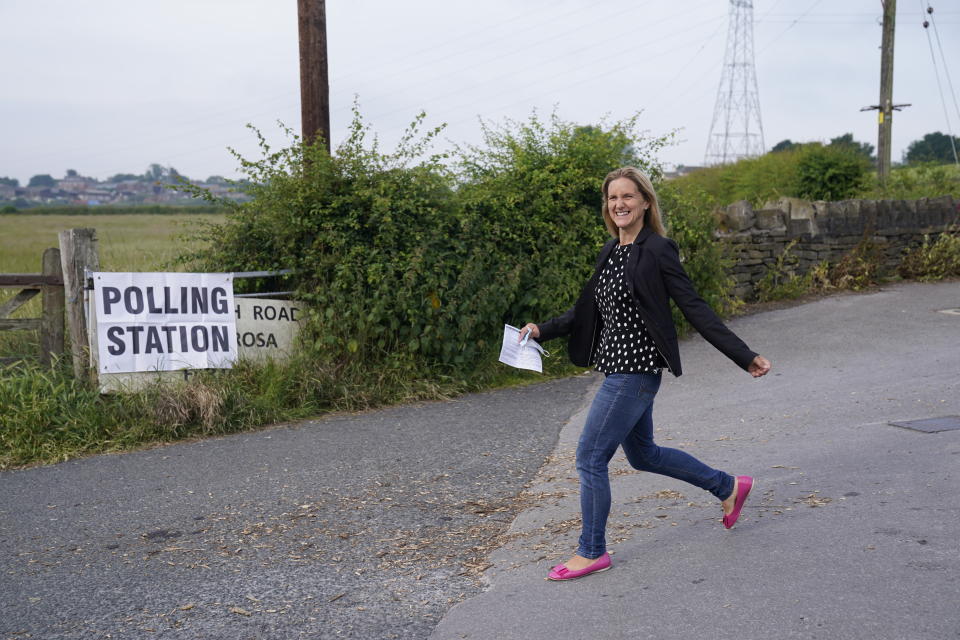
[704,0,765,165]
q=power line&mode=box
[920,2,960,164]
[756,0,789,20]
[757,10,959,18]
[755,0,826,56]
[420,19,729,140]
[657,19,728,93]
[757,17,959,24]
[927,4,960,126]
[325,0,623,87]
[333,0,719,125]
[360,10,727,131]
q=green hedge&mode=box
[179,111,728,378]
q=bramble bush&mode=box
[180,109,732,382]
[180,110,464,381]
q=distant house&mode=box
[117,180,148,193]
[25,186,58,203]
[11,172,248,207]
[58,176,92,192]
[83,188,114,205]
[112,180,149,203]
[201,180,249,202]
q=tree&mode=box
[770,139,800,153]
[108,173,140,183]
[144,164,166,182]
[828,133,875,162]
[904,132,960,165]
[28,174,56,188]
[144,164,186,183]
[0,176,19,187]
[65,169,78,177]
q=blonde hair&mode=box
[600,167,667,238]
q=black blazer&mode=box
[537,227,757,377]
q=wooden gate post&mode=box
[59,228,100,381]
[40,247,65,366]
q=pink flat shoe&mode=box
[547,552,611,581]
[723,475,754,529]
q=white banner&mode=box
[92,272,237,374]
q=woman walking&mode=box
[519,167,771,581]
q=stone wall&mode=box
[716,195,959,300]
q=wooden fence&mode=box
[0,228,98,375]
[0,248,65,366]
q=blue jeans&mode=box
[575,372,735,559]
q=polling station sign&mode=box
[92,272,237,373]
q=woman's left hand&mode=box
[748,355,771,378]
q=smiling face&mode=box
[605,177,649,242]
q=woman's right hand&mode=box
[748,355,771,378]
[518,323,540,343]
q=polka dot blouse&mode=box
[593,244,664,374]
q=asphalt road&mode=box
[431,280,960,640]
[0,374,594,639]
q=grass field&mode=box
[0,212,224,273]
[0,212,225,358]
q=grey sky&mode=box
[2,0,959,185]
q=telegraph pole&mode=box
[877,0,896,182]
[861,0,909,183]
[298,0,330,152]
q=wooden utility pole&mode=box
[862,0,909,183]
[298,0,330,152]
[877,0,896,183]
